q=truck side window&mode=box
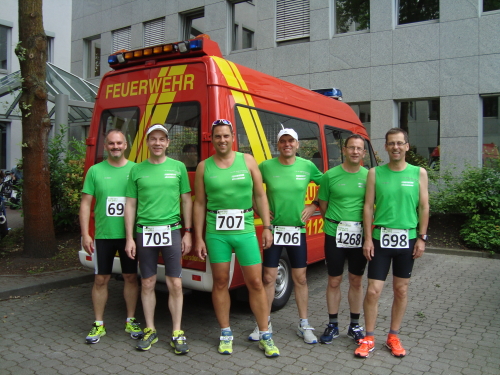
[234,105,322,171]
[324,127,349,169]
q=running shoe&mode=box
[248,322,273,341]
[136,328,158,351]
[218,330,233,355]
[86,322,106,344]
[171,330,189,355]
[354,338,375,358]
[347,325,365,344]
[259,333,280,357]
[319,323,339,344]
[124,318,143,339]
[386,335,406,357]
[297,324,318,344]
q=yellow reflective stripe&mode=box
[212,56,241,89]
[250,108,272,161]
[227,60,248,91]
[158,92,176,104]
[169,65,187,76]
[158,67,170,77]
[150,103,173,126]
[236,105,266,163]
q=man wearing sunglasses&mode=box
[318,134,368,346]
[193,119,280,357]
[355,127,429,358]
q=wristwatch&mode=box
[418,234,428,242]
[263,225,273,231]
[312,200,320,207]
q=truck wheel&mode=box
[271,250,293,311]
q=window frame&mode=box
[84,35,101,79]
[180,8,205,41]
[333,0,370,35]
[144,18,166,47]
[276,0,310,44]
[0,24,12,74]
[112,27,131,53]
[396,0,439,27]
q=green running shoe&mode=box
[125,318,143,339]
[259,333,280,357]
[218,330,233,355]
[171,330,189,355]
[86,322,106,344]
[136,328,158,351]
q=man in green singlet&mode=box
[355,128,429,358]
[193,119,280,357]
[125,124,193,354]
[80,129,142,344]
[318,134,368,346]
[255,128,322,344]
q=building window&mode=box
[483,96,500,167]
[0,25,11,73]
[231,1,256,51]
[144,18,165,47]
[46,36,54,63]
[276,0,310,43]
[484,0,500,12]
[181,8,205,40]
[398,99,440,167]
[0,122,7,169]
[348,102,371,136]
[86,36,101,78]
[398,0,439,25]
[112,27,131,52]
[335,0,370,34]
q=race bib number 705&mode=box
[143,225,172,247]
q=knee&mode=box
[246,276,264,292]
[94,275,109,288]
[293,274,307,287]
[122,273,138,284]
[394,285,408,300]
[141,277,155,291]
[349,275,363,290]
[168,278,183,295]
[328,277,342,290]
[365,286,381,301]
[262,271,276,287]
[213,274,230,290]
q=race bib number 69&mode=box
[380,227,409,249]
[106,197,126,217]
[216,209,245,231]
[143,225,172,247]
[274,226,301,246]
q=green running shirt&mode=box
[318,165,368,236]
[126,158,190,233]
[82,160,135,239]
[204,152,254,234]
[373,163,420,240]
[259,157,323,233]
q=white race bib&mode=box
[216,210,245,231]
[380,227,409,249]
[106,197,126,217]
[336,221,363,248]
[274,226,301,246]
[142,225,172,247]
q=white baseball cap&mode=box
[146,124,169,137]
[277,128,298,142]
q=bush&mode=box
[430,164,500,252]
[49,127,86,232]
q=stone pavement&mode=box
[1,252,499,375]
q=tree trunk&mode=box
[16,0,57,257]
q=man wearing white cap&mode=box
[125,124,193,354]
[254,128,323,344]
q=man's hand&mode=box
[181,233,192,255]
[192,239,207,260]
[82,234,94,255]
[301,204,317,223]
[125,238,136,260]
[363,239,374,261]
[262,228,273,249]
[413,238,425,259]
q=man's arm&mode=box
[414,167,429,259]
[245,154,273,249]
[192,161,208,260]
[301,189,318,223]
[180,192,193,255]
[319,199,328,218]
[79,193,94,255]
[362,168,376,261]
[124,197,137,259]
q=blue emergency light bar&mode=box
[312,88,343,100]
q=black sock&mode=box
[329,314,338,326]
[350,313,360,327]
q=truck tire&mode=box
[271,249,293,311]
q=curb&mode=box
[0,268,94,301]
[426,247,500,259]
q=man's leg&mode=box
[363,278,385,333]
[241,263,269,331]
[122,273,139,318]
[391,276,410,331]
[262,266,278,315]
[165,276,183,331]
[326,275,342,315]
[211,262,232,328]
[92,274,111,321]
[292,267,308,319]
[347,273,363,315]
[141,275,157,330]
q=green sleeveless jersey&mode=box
[259,157,322,233]
[82,160,135,239]
[204,152,254,234]
[373,163,420,240]
[318,165,368,236]
[126,158,190,233]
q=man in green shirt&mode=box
[193,119,279,357]
[80,129,142,344]
[355,128,429,358]
[125,124,193,354]
[318,134,368,346]
[256,128,322,344]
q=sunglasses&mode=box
[211,119,233,129]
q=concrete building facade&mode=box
[70,0,500,171]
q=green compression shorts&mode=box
[205,232,262,266]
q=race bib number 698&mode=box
[380,227,409,249]
[106,197,126,217]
